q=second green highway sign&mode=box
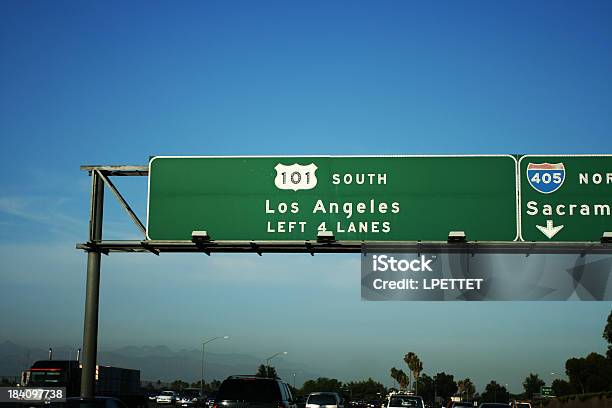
[520,155,612,242]
[147,156,518,242]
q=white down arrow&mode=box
[536,219,564,239]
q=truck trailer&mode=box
[20,360,144,407]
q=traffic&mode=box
[1,360,537,408]
[139,380,531,408]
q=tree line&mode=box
[548,309,612,397]
[143,379,222,394]
[151,312,612,402]
[387,310,612,403]
[389,353,479,403]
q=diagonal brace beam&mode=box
[95,170,146,237]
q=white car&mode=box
[306,392,343,408]
[387,395,424,408]
[157,391,178,405]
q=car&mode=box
[214,375,297,408]
[510,403,531,408]
[178,389,202,407]
[157,391,178,405]
[148,393,159,401]
[448,403,474,408]
[45,397,129,408]
[177,395,193,407]
[294,395,307,408]
[349,400,368,408]
[386,395,424,408]
[306,392,344,408]
[204,392,216,408]
[366,400,381,408]
[478,404,510,408]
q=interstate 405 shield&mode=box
[520,155,612,242]
[147,156,518,242]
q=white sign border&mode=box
[517,154,612,242]
[146,154,520,242]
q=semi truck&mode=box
[21,360,145,407]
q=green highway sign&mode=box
[540,386,554,397]
[519,155,612,242]
[147,156,518,242]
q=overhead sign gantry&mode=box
[76,154,612,401]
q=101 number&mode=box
[279,171,313,185]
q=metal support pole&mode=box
[200,336,228,396]
[80,171,104,399]
[201,342,205,397]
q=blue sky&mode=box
[1,0,612,393]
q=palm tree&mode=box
[458,378,475,401]
[404,353,423,394]
[390,367,399,387]
[398,370,409,390]
[390,367,409,390]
